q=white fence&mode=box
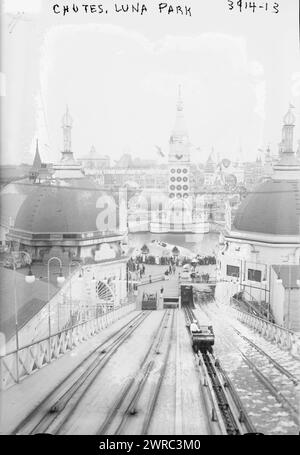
[232,307,300,359]
[0,303,134,390]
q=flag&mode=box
[155,145,165,157]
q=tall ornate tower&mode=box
[274,105,300,179]
[53,106,83,179]
[61,106,74,162]
[281,105,295,153]
[150,88,209,234]
[168,86,191,203]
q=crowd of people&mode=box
[127,249,216,285]
[127,257,147,277]
[129,253,216,267]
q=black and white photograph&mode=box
[0,0,299,440]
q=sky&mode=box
[1,0,300,165]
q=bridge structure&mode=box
[1,266,299,436]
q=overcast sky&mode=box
[1,0,300,165]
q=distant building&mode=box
[149,87,209,233]
[5,107,128,266]
[204,153,216,186]
[102,167,168,191]
[78,145,110,172]
[216,106,300,330]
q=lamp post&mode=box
[68,261,83,346]
[280,256,293,330]
[12,251,35,383]
[47,257,65,363]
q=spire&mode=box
[281,104,295,154]
[171,86,188,139]
[32,139,42,170]
[273,105,300,178]
[168,86,190,163]
[177,85,183,111]
[62,105,73,156]
[283,104,296,126]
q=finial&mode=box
[283,104,296,126]
[177,85,183,111]
[62,105,73,127]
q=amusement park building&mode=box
[216,107,300,331]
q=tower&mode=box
[61,105,74,162]
[53,107,83,179]
[167,87,192,230]
[281,105,295,154]
[150,88,209,234]
[168,86,191,203]
[274,105,300,179]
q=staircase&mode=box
[163,276,179,308]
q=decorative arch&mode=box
[95,279,116,308]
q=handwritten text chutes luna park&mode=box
[51,2,193,17]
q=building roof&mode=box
[13,179,121,234]
[0,266,57,340]
[272,265,300,289]
[232,180,300,236]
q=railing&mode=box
[231,306,300,359]
[231,293,266,320]
[0,303,134,390]
[139,274,167,285]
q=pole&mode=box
[69,264,73,348]
[288,264,291,330]
[13,263,20,383]
[47,263,51,363]
[47,257,63,363]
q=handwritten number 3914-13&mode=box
[227,1,279,13]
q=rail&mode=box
[231,304,300,358]
[139,274,167,286]
[0,303,135,390]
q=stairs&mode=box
[163,277,179,308]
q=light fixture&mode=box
[276,276,283,284]
[25,267,35,284]
[57,269,65,285]
[297,280,300,287]
[262,280,267,286]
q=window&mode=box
[226,265,240,278]
[248,268,262,282]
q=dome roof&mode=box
[232,180,300,236]
[14,179,121,233]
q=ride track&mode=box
[97,309,176,435]
[199,302,300,428]
[12,311,151,435]
[182,304,256,435]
